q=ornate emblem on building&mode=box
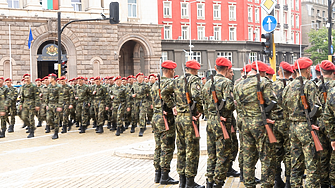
[46,45,58,56]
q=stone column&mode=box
[87,0,103,13]
[59,0,74,11]
[175,50,183,76]
[0,0,8,8]
[286,52,293,64]
[207,50,215,70]
[25,0,42,10]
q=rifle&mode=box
[182,63,200,138]
[208,60,230,139]
[319,63,327,105]
[255,61,277,143]
[280,66,287,87]
[296,60,323,151]
[157,74,169,131]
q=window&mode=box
[254,28,259,41]
[214,26,221,40]
[185,51,201,64]
[296,33,299,44]
[248,7,253,22]
[323,11,325,18]
[291,32,294,43]
[317,10,320,17]
[71,0,82,11]
[229,5,236,21]
[217,52,233,63]
[291,0,294,9]
[295,0,299,10]
[283,31,287,43]
[164,25,172,39]
[255,8,259,23]
[181,2,189,18]
[162,51,168,62]
[197,26,205,40]
[197,3,205,19]
[229,27,236,41]
[163,1,172,18]
[311,21,315,28]
[291,15,294,27]
[249,52,257,63]
[296,15,299,28]
[255,0,259,3]
[311,8,314,16]
[248,28,253,41]
[198,72,205,78]
[128,0,137,18]
[7,0,19,8]
[181,26,189,40]
[213,4,221,20]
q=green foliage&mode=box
[305,28,335,64]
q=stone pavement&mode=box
[0,117,264,188]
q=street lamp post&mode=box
[300,23,317,57]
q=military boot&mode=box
[226,162,240,177]
[76,121,79,127]
[37,121,42,127]
[321,184,329,188]
[110,122,117,131]
[86,120,90,127]
[79,125,85,134]
[59,121,62,127]
[107,122,111,129]
[52,129,59,139]
[27,128,34,138]
[125,122,130,129]
[240,167,244,182]
[0,128,6,138]
[22,123,26,128]
[115,126,121,136]
[93,121,97,128]
[154,169,161,183]
[160,170,179,185]
[45,125,50,133]
[179,175,186,188]
[8,125,14,133]
[67,122,72,131]
[61,124,67,134]
[120,126,124,133]
[138,128,145,137]
[206,179,214,188]
[26,127,30,133]
[185,177,205,188]
[96,126,104,134]
[130,124,136,133]
[274,173,285,188]
[285,176,291,188]
[213,181,224,188]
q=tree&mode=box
[305,27,335,64]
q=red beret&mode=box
[243,64,252,73]
[280,62,293,73]
[321,60,335,71]
[89,77,94,80]
[59,76,66,81]
[114,76,121,81]
[162,60,177,69]
[216,57,232,69]
[48,73,57,78]
[77,76,84,80]
[136,72,144,78]
[56,78,59,81]
[148,74,156,78]
[122,77,128,80]
[294,57,313,70]
[186,60,201,70]
[84,77,88,81]
[174,75,179,79]
[43,76,49,80]
[5,78,12,82]
[251,61,268,72]
[94,76,101,81]
[23,73,30,78]
[315,64,320,72]
[35,78,40,82]
[21,78,24,81]
[127,75,133,79]
[104,76,109,80]
[109,76,114,80]
[266,66,275,75]
[201,77,206,80]
[144,76,148,79]
[0,77,4,80]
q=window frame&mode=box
[197,26,205,40]
[164,25,172,40]
[7,0,20,8]
[229,27,236,41]
[248,7,253,22]
[229,5,236,21]
[181,2,189,19]
[214,26,221,40]
[185,51,202,64]
[217,52,233,64]
[181,25,189,40]
[197,3,205,19]
[128,0,137,18]
[213,4,221,20]
[248,27,253,41]
[163,1,172,18]
[255,8,259,23]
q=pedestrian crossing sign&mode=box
[260,0,277,14]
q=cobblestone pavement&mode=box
[0,117,262,188]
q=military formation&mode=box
[3,56,335,188]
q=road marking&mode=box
[0,143,66,156]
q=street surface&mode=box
[0,118,262,188]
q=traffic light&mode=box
[109,2,119,24]
[261,33,273,57]
[61,61,67,76]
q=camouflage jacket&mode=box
[40,84,49,103]
[59,84,74,106]
[0,85,9,112]
[7,86,18,106]
[271,79,286,120]
[133,82,151,101]
[20,82,40,108]
[75,84,91,103]
[317,77,335,108]
[323,87,335,140]
[46,83,62,108]
[234,74,276,119]
[282,77,321,122]
[111,85,130,108]
[91,84,109,105]
[151,77,174,115]
[161,73,203,114]
[202,74,235,122]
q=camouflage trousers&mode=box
[38,103,47,123]
[236,114,244,170]
[47,103,60,131]
[318,125,331,186]
[139,101,149,128]
[92,101,105,126]
[242,117,275,188]
[290,121,320,188]
[6,105,16,126]
[123,104,132,124]
[89,105,96,122]
[0,113,6,130]
[231,120,238,162]
[61,104,70,125]
[76,102,89,125]
[112,102,125,128]
[21,104,37,130]
[175,113,200,178]
[273,119,291,177]
[329,150,335,185]
[107,108,112,123]
[206,115,231,184]
[131,100,140,126]
[153,113,176,171]
[147,105,153,123]
[70,103,76,121]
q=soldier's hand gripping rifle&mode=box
[157,74,169,131]
[296,60,323,151]
[208,60,230,139]
[255,61,277,143]
[182,63,200,138]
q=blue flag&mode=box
[28,28,33,49]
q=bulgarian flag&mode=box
[42,0,59,10]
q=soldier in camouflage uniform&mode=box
[110,76,130,136]
[202,57,235,188]
[0,77,9,138]
[19,74,40,138]
[74,76,91,133]
[151,61,178,185]
[282,57,322,188]
[132,72,151,137]
[70,78,78,127]
[161,60,204,188]
[107,76,115,130]
[271,62,293,188]
[147,74,156,126]
[5,78,18,133]
[124,75,134,130]
[234,61,277,188]
[88,77,96,128]
[35,78,42,127]
[40,77,50,132]
[59,76,74,133]
[91,76,109,134]
[121,77,132,129]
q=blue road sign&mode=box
[262,15,277,33]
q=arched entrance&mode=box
[119,40,146,77]
[36,40,67,78]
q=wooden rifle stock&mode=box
[265,124,277,143]
[231,125,235,133]
[301,95,309,109]
[311,130,323,151]
[323,92,327,103]
[257,91,265,104]
[212,90,230,139]
[163,115,169,131]
[186,90,200,138]
[192,120,200,137]
[158,80,169,131]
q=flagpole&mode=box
[9,24,12,79]
[29,25,32,82]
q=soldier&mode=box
[266,67,275,80]
[272,62,293,187]
[36,78,42,87]
[0,77,9,138]
[106,76,115,130]
[315,64,321,79]
[89,77,96,128]
[110,76,130,136]
[91,76,109,134]
[5,78,18,133]
[144,76,149,83]
[132,72,151,137]
[59,76,74,133]
[19,74,40,138]
[70,78,78,128]
[201,77,206,85]
[40,76,50,132]
[282,57,322,187]
[147,74,156,125]
[151,60,178,185]
[124,75,134,130]
[74,76,91,133]
[161,60,204,188]
[234,61,277,187]
[202,57,235,188]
